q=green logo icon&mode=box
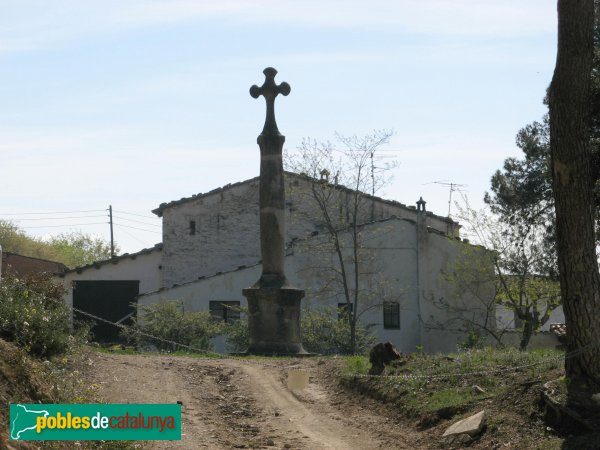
[10,404,181,441]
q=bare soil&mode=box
[84,352,424,450]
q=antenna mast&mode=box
[427,181,467,217]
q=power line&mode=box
[113,222,162,234]
[115,225,153,246]
[113,210,159,220]
[0,209,106,215]
[112,215,161,228]
[4,215,107,221]
[20,222,108,229]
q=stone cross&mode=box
[250,67,291,136]
[243,67,306,355]
[249,67,290,288]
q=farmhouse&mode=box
[60,173,494,352]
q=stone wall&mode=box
[160,174,458,288]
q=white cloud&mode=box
[0,0,556,54]
[114,0,556,36]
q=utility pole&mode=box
[370,151,375,196]
[108,205,115,258]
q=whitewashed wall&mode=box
[60,248,162,309]
[496,305,565,332]
[140,218,491,354]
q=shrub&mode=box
[301,307,376,355]
[222,306,376,355]
[222,308,249,353]
[121,301,222,352]
[0,274,88,358]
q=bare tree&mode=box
[549,0,600,408]
[285,130,396,353]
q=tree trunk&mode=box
[549,0,600,408]
[519,318,533,351]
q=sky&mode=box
[0,0,557,255]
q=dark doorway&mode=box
[73,280,139,342]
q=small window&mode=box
[189,220,196,235]
[209,301,240,323]
[338,302,353,321]
[383,301,400,329]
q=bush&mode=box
[301,307,375,355]
[0,274,88,358]
[121,301,222,352]
[222,310,249,353]
[222,306,376,355]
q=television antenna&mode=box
[424,180,467,217]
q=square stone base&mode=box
[242,286,309,355]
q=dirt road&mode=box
[84,352,422,449]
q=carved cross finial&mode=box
[250,67,290,135]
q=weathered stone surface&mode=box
[442,410,487,437]
[242,67,307,355]
[243,286,307,355]
[368,342,401,375]
[250,67,290,289]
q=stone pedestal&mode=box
[243,286,308,355]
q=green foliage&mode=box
[0,274,89,357]
[453,204,562,350]
[417,387,478,413]
[343,355,371,376]
[343,346,564,425]
[223,306,376,355]
[222,308,249,353]
[45,232,115,268]
[301,307,376,355]
[458,324,484,351]
[0,220,116,268]
[120,301,222,352]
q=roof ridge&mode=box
[151,171,459,226]
[59,243,163,276]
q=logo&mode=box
[10,404,181,441]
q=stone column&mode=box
[243,67,307,355]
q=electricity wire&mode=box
[113,210,159,220]
[19,222,108,229]
[112,215,161,228]
[112,222,161,234]
[3,215,107,221]
[0,209,105,215]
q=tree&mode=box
[549,0,600,408]
[45,232,116,268]
[486,1,600,256]
[285,130,396,354]
[485,117,558,278]
[435,201,561,350]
